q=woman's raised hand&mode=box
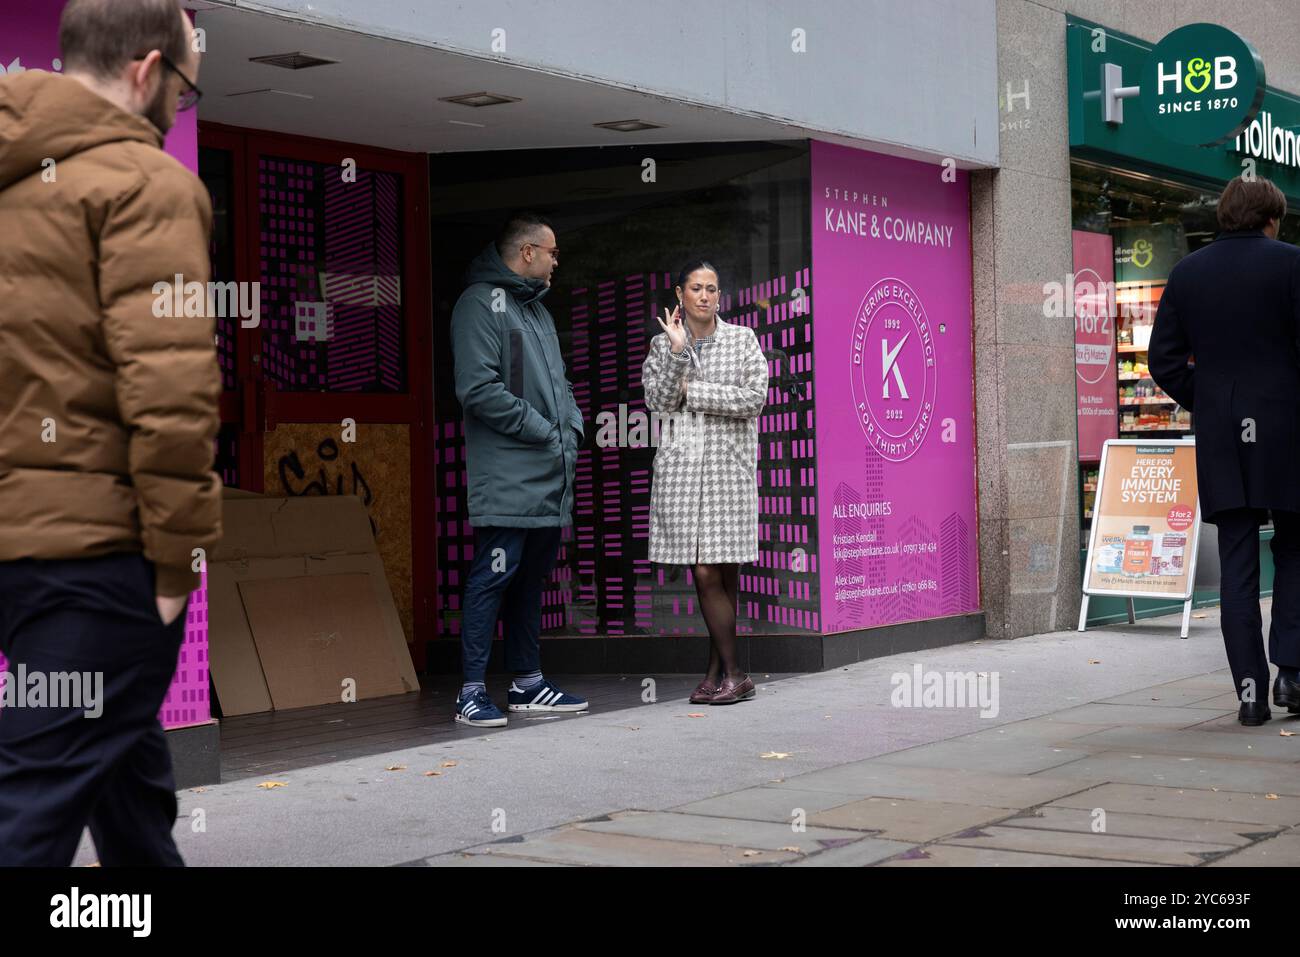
[657,305,686,353]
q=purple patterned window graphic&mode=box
[434,267,818,638]
[257,156,406,393]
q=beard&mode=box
[143,80,174,135]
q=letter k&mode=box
[881,333,909,399]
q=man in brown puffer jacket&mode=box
[0,0,219,866]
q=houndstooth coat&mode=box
[642,318,768,564]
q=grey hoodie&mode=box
[450,243,584,527]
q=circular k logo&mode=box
[849,277,938,463]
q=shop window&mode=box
[1071,160,1299,540]
[255,155,407,393]
[430,142,816,637]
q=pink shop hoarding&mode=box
[811,140,979,633]
[0,0,209,730]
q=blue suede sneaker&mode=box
[454,688,507,727]
[507,679,588,713]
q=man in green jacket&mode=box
[450,213,587,726]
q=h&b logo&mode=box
[1157,56,1237,95]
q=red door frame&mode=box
[200,121,434,670]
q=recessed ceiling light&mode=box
[439,92,521,108]
[594,119,663,132]
[225,88,315,100]
[249,52,338,70]
[447,119,487,128]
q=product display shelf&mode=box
[1079,463,1100,530]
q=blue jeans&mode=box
[461,527,561,684]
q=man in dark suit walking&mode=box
[1150,177,1300,726]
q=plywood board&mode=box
[237,573,409,711]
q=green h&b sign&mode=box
[1067,17,1300,204]
[1140,23,1266,146]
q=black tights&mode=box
[693,563,742,682]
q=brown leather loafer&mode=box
[709,675,756,704]
[689,679,720,704]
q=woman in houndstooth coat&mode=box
[642,261,768,706]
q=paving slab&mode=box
[1000,805,1281,846]
[786,837,917,867]
[1194,711,1300,734]
[1039,751,1300,794]
[1049,783,1300,826]
[1069,725,1300,761]
[1099,688,1241,709]
[810,796,1014,842]
[877,845,1153,867]
[1046,703,1227,728]
[1205,832,1300,866]
[868,739,1093,774]
[1148,674,1236,693]
[771,762,1100,807]
[576,810,867,853]
[421,853,572,867]
[942,824,1235,865]
[1190,692,1250,709]
[672,787,863,824]
[955,720,1118,746]
[458,828,801,867]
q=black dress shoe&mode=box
[1273,673,1300,714]
[1238,701,1272,726]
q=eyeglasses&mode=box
[521,242,560,260]
[131,51,203,111]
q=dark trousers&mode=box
[0,554,186,866]
[460,527,561,684]
[1215,508,1300,702]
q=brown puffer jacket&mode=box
[0,70,220,596]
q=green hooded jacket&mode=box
[450,243,583,527]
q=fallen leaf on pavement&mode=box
[761,751,791,759]
[779,846,802,853]
[386,764,406,771]
[624,726,640,731]
[687,712,707,718]
[1192,613,1207,619]
[1266,793,1280,800]
[1088,659,1101,665]
[1281,729,1296,737]
[424,771,442,777]
[190,787,207,793]
[441,761,457,768]
[257,781,288,789]
[742,850,762,857]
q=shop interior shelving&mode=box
[1114,281,1192,438]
